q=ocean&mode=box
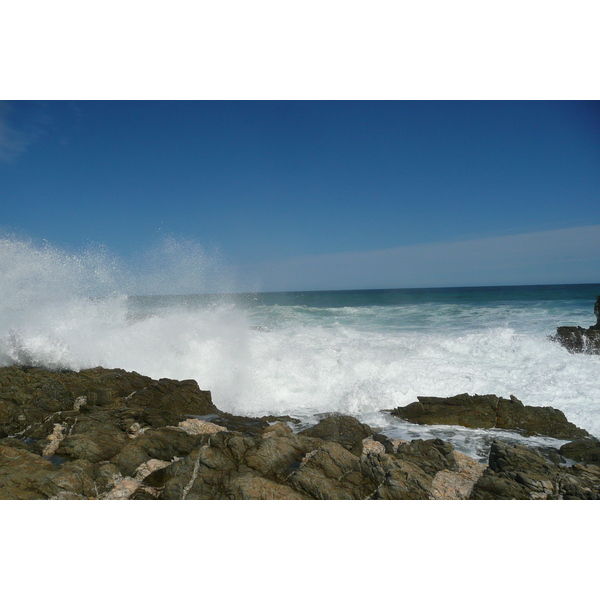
[4,285,600,458]
[1,239,599,460]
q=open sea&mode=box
[1,238,599,460]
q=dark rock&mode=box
[286,441,374,500]
[94,463,123,495]
[393,438,457,477]
[495,395,590,439]
[40,459,97,499]
[111,427,204,477]
[299,414,375,456]
[391,394,499,428]
[593,295,600,329]
[391,393,590,440]
[0,442,58,499]
[470,440,600,500]
[559,439,600,466]
[3,365,600,500]
[122,378,217,424]
[56,424,129,463]
[208,412,274,436]
[552,296,600,352]
[552,326,600,354]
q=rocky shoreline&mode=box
[1,364,600,500]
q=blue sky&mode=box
[1,100,599,292]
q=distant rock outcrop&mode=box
[389,393,590,440]
[552,295,600,354]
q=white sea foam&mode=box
[1,236,599,458]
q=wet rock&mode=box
[299,414,375,456]
[470,440,600,500]
[3,365,600,500]
[552,296,600,353]
[552,326,600,354]
[394,438,457,476]
[495,396,590,440]
[121,378,218,427]
[559,439,600,467]
[391,393,590,440]
[391,394,500,429]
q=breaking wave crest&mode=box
[1,236,599,445]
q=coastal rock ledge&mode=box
[390,393,591,440]
[552,295,600,354]
[1,366,599,500]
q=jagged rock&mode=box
[0,365,216,436]
[394,438,457,476]
[495,396,590,439]
[41,459,97,499]
[55,418,129,462]
[559,439,600,467]
[299,414,375,456]
[110,427,205,476]
[391,394,500,428]
[0,443,58,499]
[470,440,600,500]
[94,463,124,495]
[552,296,600,353]
[391,393,590,440]
[429,452,487,500]
[2,366,600,500]
[121,378,217,427]
[552,326,600,354]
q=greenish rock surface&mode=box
[390,393,590,440]
[1,365,599,500]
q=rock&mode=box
[552,326,600,354]
[394,438,457,476]
[94,463,124,495]
[390,393,590,440]
[121,378,218,427]
[0,443,58,499]
[391,394,500,429]
[110,427,205,476]
[470,440,600,500]
[176,418,227,436]
[2,365,600,500]
[559,439,600,466]
[429,452,487,500]
[55,418,129,463]
[552,296,600,353]
[495,395,590,440]
[593,295,600,329]
[41,459,97,499]
[299,414,375,456]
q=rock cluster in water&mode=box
[552,295,600,354]
[1,365,600,500]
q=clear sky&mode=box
[1,100,599,292]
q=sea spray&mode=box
[1,235,599,448]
